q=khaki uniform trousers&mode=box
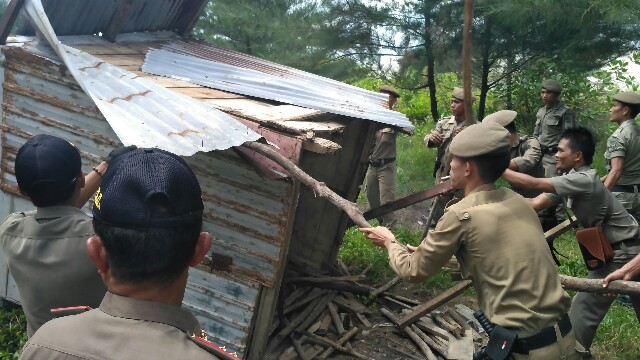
[569,242,640,351]
[365,161,396,224]
[513,328,579,360]
[612,190,640,223]
[541,153,566,223]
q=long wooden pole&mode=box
[462,0,476,126]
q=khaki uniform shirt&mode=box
[510,135,544,198]
[19,292,220,360]
[605,119,640,185]
[547,166,639,243]
[0,207,106,337]
[424,115,464,163]
[533,102,576,149]
[370,127,397,160]
[387,184,571,335]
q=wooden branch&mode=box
[398,280,473,327]
[410,325,448,358]
[372,275,401,296]
[363,181,453,221]
[288,334,310,360]
[317,327,359,359]
[447,308,471,330]
[404,325,438,360]
[242,141,370,228]
[303,331,373,360]
[327,301,346,336]
[384,292,421,306]
[287,275,366,284]
[292,280,375,296]
[559,275,640,296]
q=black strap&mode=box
[517,314,572,353]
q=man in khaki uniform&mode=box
[365,85,401,225]
[0,135,133,336]
[503,126,640,358]
[603,91,640,222]
[424,87,474,227]
[20,149,233,360]
[361,122,577,359]
[534,79,577,226]
[484,110,543,199]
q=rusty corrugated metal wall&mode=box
[0,46,300,357]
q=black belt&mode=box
[541,146,558,155]
[515,313,572,354]
[612,184,640,193]
[368,158,395,167]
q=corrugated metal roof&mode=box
[141,41,414,129]
[15,0,206,36]
[0,45,294,357]
[22,0,260,156]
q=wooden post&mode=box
[462,0,476,125]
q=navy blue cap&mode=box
[92,148,203,229]
[15,134,81,197]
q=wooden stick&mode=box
[289,334,310,360]
[447,308,471,330]
[327,301,346,335]
[317,327,359,359]
[287,275,366,284]
[432,312,463,337]
[411,324,448,358]
[404,325,438,360]
[283,288,324,315]
[268,298,322,354]
[383,296,414,309]
[302,331,373,360]
[356,313,372,328]
[243,141,370,228]
[360,264,372,276]
[372,275,401,297]
[560,275,640,295]
[398,280,473,327]
[384,292,421,306]
[292,280,375,296]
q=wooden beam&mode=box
[397,280,473,328]
[0,0,26,45]
[560,275,640,296]
[102,0,136,43]
[175,0,210,36]
[544,216,577,242]
[363,180,453,222]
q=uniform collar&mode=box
[467,183,497,196]
[545,101,562,111]
[99,292,201,335]
[35,206,88,220]
[570,165,591,173]
[619,119,636,129]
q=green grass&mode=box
[0,302,27,360]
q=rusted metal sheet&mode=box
[14,0,208,37]
[184,267,261,358]
[141,41,414,129]
[21,0,261,156]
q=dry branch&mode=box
[303,331,373,360]
[372,275,401,296]
[317,327,359,359]
[559,275,640,296]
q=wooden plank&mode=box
[302,137,342,154]
[103,0,136,42]
[398,280,473,328]
[327,301,346,335]
[73,43,150,56]
[363,180,453,221]
[332,294,371,315]
[0,0,26,45]
[98,54,146,67]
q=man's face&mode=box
[451,98,464,117]
[541,89,558,106]
[449,155,467,189]
[555,138,579,172]
[609,101,628,123]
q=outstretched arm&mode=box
[503,169,556,193]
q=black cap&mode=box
[15,134,81,196]
[93,148,204,229]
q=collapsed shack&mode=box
[0,1,412,359]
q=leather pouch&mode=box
[575,226,614,270]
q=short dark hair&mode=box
[621,101,640,119]
[504,121,517,134]
[92,209,202,286]
[561,126,596,165]
[468,151,511,183]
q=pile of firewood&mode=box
[266,264,488,359]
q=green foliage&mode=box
[0,304,26,360]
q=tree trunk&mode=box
[424,3,439,123]
[477,17,492,121]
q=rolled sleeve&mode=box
[606,136,626,159]
[387,212,463,282]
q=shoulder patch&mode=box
[191,335,241,360]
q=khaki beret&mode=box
[452,87,476,101]
[379,85,400,98]
[613,91,640,105]
[482,110,517,128]
[541,79,562,94]
[450,122,510,157]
